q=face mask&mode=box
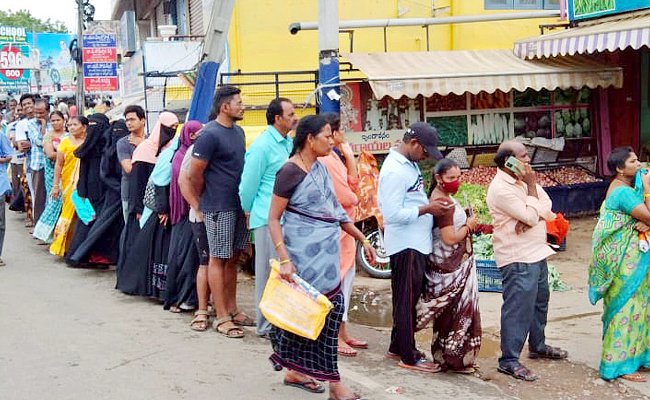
[440,179,460,194]
[158,125,176,154]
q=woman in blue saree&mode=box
[589,146,650,382]
[268,115,376,400]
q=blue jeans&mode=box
[498,260,549,368]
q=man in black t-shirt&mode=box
[189,85,253,338]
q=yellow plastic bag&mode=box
[259,259,333,340]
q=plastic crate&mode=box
[475,259,502,293]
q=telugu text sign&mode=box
[83,62,117,77]
[82,47,117,63]
[84,77,118,92]
[82,34,117,48]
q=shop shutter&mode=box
[189,0,204,36]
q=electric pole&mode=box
[318,0,340,113]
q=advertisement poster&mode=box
[569,0,650,20]
[0,26,30,92]
[29,32,77,93]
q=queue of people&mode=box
[5,84,650,398]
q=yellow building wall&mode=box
[227,0,561,126]
[450,0,558,49]
[228,0,559,72]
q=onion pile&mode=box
[460,165,601,188]
[547,166,601,185]
[460,166,496,187]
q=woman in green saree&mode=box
[589,146,650,382]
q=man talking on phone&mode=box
[487,140,568,382]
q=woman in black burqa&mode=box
[68,119,129,266]
[116,111,178,296]
[65,113,110,266]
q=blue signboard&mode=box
[83,62,117,77]
[82,34,117,48]
[569,0,650,20]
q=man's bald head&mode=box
[494,140,527,168]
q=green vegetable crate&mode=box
[475,259,502,292]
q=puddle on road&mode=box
[413,329,501,359]
[478,337,500,358]
[348,288,393,328]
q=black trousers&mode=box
[388,249,428,365]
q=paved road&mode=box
[0,211,515,400]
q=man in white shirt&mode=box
[378,122,449,373]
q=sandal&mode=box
[397,359,441,373]
[283,378,326,393]
[230,310,255,327]
[190,310,209,331]
[620,372,647,382]
[0,259,5,267]
[452,366,476,374]
[169,306,182,313]
[328,394,367,400]
[528,345,568,360]
[337,345,358,357]
[385,351,400,360]
[213,316,244,338]
[497,364,538,381]
[345,338,368,349]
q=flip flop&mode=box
[497,364,538,381]
[452,366,476,374]
[337,345,357,357]
[346,338,368,349]
[620,372,647,382]
[283,379,326,393]
[385,351,400,360]
[328,394,368,400]
[397,359,441,373]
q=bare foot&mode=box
[337,338,357,357]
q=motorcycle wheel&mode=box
[356,229,391,279]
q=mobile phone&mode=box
[505,156,525,178]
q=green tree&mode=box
[0,9,68,33]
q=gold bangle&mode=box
[279,259,291,265]
[361,239,370,245]
[275,241,284,249]
[644,193,650,199]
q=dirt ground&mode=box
[352,216,650,400]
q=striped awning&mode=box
[514,11,650,60]
[343,50,622,99]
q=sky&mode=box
[12,0,112,34]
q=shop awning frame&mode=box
[514,11,650,60]
[343,49,622,100]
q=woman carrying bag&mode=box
[267,115,376,400]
